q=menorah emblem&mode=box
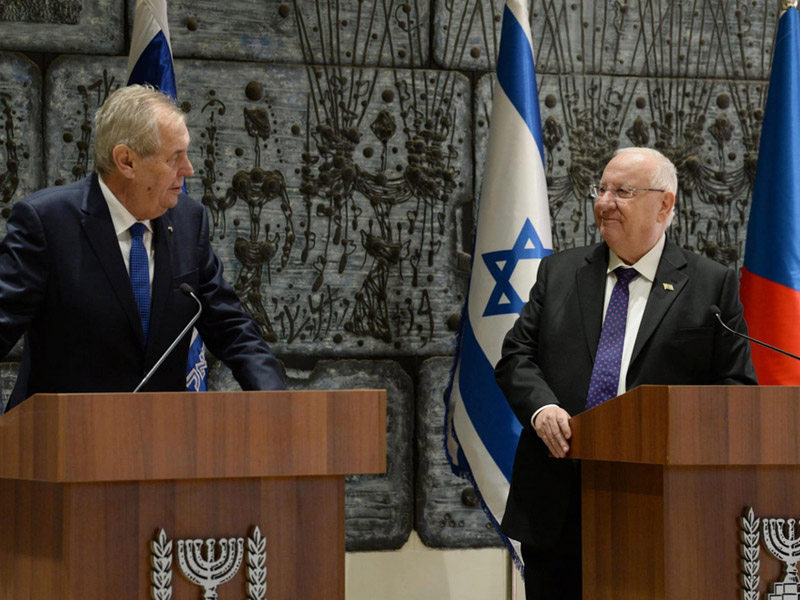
[740,507,800,600]
[150,527,267,600]
[762,518,800,599]
[177,537,244,599]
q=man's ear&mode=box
[111,144,136,179]
[660,190,676,222]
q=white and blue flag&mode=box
[127,0,207,391]
[444,0,551,566]
[126,0,176,97]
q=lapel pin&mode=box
[167,226,174,233]
[662,282,674,291]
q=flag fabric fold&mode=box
[740,5,800,384]
[126,0,207,392]
[126,0,176,96]
[444,0,552,568]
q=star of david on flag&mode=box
[127,0,207,391]
[483,219,551,317]
[444,0,552,571]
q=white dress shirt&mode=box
[98,176,155,285]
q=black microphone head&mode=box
[179,283,194,296]
[709,305,721,317]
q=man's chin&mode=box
[599,224,623,244]
[156,195,180,214]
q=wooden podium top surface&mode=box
[0,389,386,482]
[569,385,800,466]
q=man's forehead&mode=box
[602,153,651,180]
[157,118,190,148]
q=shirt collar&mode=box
[98,175,152,236]
[607,234,666,282]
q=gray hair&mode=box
[614,146,677,224]
[613,146,678,194]
[93,84,186,176]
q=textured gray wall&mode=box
[0,0,780,551]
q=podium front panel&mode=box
[0,476,346,598]
[582,463,800,599]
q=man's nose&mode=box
[594,192,616,208]
[181,156,194,178]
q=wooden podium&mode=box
[0,390,386,599]
[570,385,800,599]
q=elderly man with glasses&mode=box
[494,146,757,600]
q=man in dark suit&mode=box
[0,84,284,410]
[495,147,757,599]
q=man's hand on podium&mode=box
[533,405,572,458]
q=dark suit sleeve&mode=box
[0,198,50,358]
[494,257,560,429]
[712,267,758,385]
[194,208,285,390]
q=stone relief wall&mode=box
[0,0,781,551]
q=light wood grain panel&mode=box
[0,477,345,599]
[571,385,800,465]
[582,460,800,597]
[582,463,665,599]
[0,390,386,482]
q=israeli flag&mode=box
[185,328,208,391]
[126,0,176,97]
[127,0,207,392]
[444,0,552,567]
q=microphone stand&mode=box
[711,306,800,362]
[134,284,203,392]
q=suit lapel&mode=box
[576,243,609,361]
[80,174,145,345]
[145,213,174,363]
[629,239,688,365]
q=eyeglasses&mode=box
[589,184,665,200]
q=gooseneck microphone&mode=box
[133,283,203,392]
[710,305,800,362]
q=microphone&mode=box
[710,305,800,362]
[133,283,203,392]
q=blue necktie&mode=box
[585,267,639,409]
[129,223,151,344]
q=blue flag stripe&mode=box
[458,316,522,480]
[744,7,800,291]
[496,5,544,160]
[127,30,177,98]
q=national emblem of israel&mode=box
[741,507,800,600]
[150,526,267,600]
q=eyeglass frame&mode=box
[589,183,665,200]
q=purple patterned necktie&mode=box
[585,267,639,409]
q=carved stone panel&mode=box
[128,0,430,68]
[44,56,471,356]
[0,361,20,412]
[0,0,122,54]
[44,56,123,184]
[415,357,502,548]
[208,358,413,552]
[0,52,42,239]
[475,71,761,268]
[434,0,779,79]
